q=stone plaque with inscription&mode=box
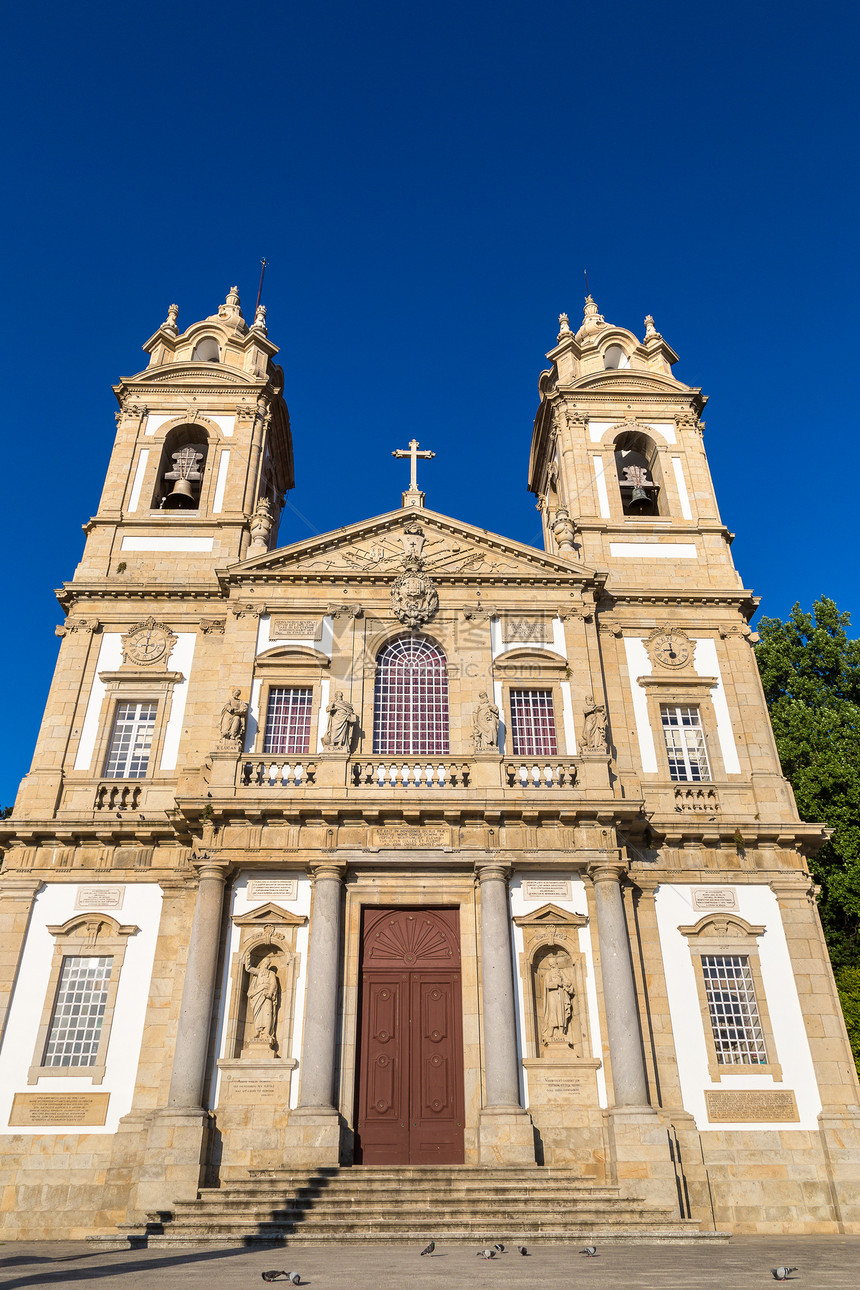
[9,1092,110,1127]
[74,885,125,911]
[501,616,553,644]
[371,826,452,850]
[270,617,322,641]
[522,879,573,901]
[246,879,299,901]
[704,1089,799,1122]
[692,887,739,913]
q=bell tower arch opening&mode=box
[613,427,662,517]
[151,424,210,511]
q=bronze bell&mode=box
[627,484,652,514]
[163,478,197,509]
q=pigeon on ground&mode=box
[477,1247,495,1258]
[516,1245,529,1256]
[420,1241,435,1256]
[261,1275,286,1284]
[493,1243,505,1253]
[580,1245,598,1256]
[771,1270,797,1282]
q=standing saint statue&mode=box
[321,690,357,751]
[540,953,576,1046]
[220,688,249,743]
[244,953,280,1050]
[472,690,500,752]
[580,694,608,751]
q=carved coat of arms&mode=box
[391,562,438,628]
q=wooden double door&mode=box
[355,907,465,1165]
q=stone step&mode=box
[139,1224,714,1248]
[181,1186,624,1208]
[159,1210,685,1234]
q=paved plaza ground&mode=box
[1,1238,859,1290]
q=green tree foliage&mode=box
[835,968,860,1075]
[755,597,860,968]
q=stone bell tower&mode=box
[528,297,742,596]
[74,288,294,584]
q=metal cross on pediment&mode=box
[392,438,435,507]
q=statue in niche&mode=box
[538,950,577,1048]
[244,951,281,1051]
[220,688,249,743]
[580,694,607,751]
[472,690,500,752]
[321,690,357,751]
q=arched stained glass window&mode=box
[373,635,449,755]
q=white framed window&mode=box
[661,703,711,781]
[263,686,313,755]
[103,701,157,778]
[42,955,113,1068]
[701,954,768,1067]
[509,688,558,756]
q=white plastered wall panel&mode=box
[211,873,312,1111]
[623,637,658,774]
[127,449,150,513]
[655,883,821,1130]
[509,875,607,1110]
[0,883,163,1133]
[693,637,741,774]
[159,634,196,770]
[74,634,123,771]
[490,617,567,662]
[592,457,611,518]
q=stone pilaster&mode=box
[475,861,535,1165]
[772,872,860,1232]
[0,878,42,1044]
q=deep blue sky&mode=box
[0,1,857,804]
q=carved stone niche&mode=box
[222,902,307,1062]
[512,903,590,1061]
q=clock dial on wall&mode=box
[650,629,691,669]
[121,616,175,666]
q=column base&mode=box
[478,1105,537,1166]
[819,1109,860,1232]
[129,1107,215,1216]
[605,1105,681,1212]
[282,1105,343,1167]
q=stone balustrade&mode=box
[94,782,142,811]
[504,760,579,788]
[239,761,317,788]
[350,761,471,788]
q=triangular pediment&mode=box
[224,508,597,584]
[512,902,588,929]
[232,902,308,929]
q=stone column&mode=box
[588,859,650,1107]
[290,862,344,1165]
[476,862,535,1164]
[134,859,228,1210]
[167,859,229,1112]
[587,858,678,1207]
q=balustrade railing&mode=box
[94,782,142,811]
[239,761,316,788]
[504,761,579,788]
[673,786,720,812]
[351,761,470,788]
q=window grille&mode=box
[103,701,157,779]
[42,956,113,1067]
[509,689,558,756]
[263,686,313,755]
[661,704,711,781]
[373,635,449,755]
[701,954,768,1066]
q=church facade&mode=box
[0,288,858,1239]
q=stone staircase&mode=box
[113,1166,726,1247]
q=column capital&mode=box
[586,856,628,886]
[770,873,818,905]
[0,877,43,902]
[192,855,230,884]
[309,861,346,884]
[475,861,510,884]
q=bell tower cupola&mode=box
[528,296,741,594]
[75,287,294,583]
